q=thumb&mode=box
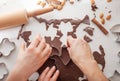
[67,36,74,47]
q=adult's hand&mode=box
[67,36,93,66]
[7,34,52,81]
[67,36,108,81]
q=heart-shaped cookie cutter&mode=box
[110,24,120,43]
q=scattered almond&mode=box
[90,0,95,4]
[106,14,111,20]
[51,4,58,9]
[99,13,104,19]
[61,1,65,6]
[57,5,63,10]
[37,0,42,5]
[41,2,46,8]
[46,0,66,11]
[37,1,46,8]
[101,18,105,25]
[107,0,112,3]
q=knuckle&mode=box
[35,50,40,55]
[46,49,50,54]
[42,38,46,43]
[45,75,50,79]
[46,44,50,48]
[49,47,52,53]
[78,38,82,42]
[46,45,51,53]
[39,78,43,81]
[50,79,53,81]
[36,37,40,41]
[43,77,48,81]
[27,46,34,51]
[42,41,46,46]
[39,77,42,81]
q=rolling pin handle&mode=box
[27,6,54,17]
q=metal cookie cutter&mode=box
[110,24,120,43]
[0,63,8,80]
[118,51,120,63]
[0,38,16,57]
[28,72,39,81]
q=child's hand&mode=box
[15,34,52,80]
[39,66,59,81]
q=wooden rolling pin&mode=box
[0,6,54,30]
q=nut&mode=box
[61,1,65,6]
[106,14,111,20]
[99,13,104,19]
[107,0,112,3]
[57,5,63,10]
[101,18,105,25]
[51,4,58,9]
[37,1,46,8]
[90,0,95,4]
[70,0,74,4]
[40,2,46,8]
[47,0,66,10]
[37,0,42,5]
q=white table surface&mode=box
[0,0,120,81]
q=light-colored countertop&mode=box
[0,0,120,81]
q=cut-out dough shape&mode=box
[82,15,90,25]
[28,72,39,81]
[93,45,105,71]
[37,58,56,80]
[51,56,84,81]
[45,36,62,56]
[57,30,63,37]
[17,24,25,40]
[0,38,15,56]
[59,46,71,65]
[67,31,77,38]
[45,30,63,56]
[83,35,92,43]
[83,27,94,36]
[20,31,32,47]
[0,63,8,80]
[51,46,59,56]
[34,15,90,31]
